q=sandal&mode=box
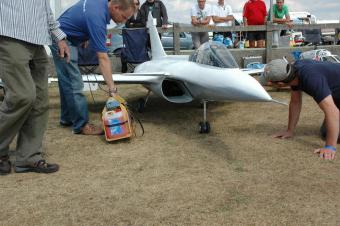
[15,160,59,174]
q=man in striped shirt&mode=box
[0,0,70,174]
[50,0,135,136]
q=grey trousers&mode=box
[191,32,209,49]
[0,36,49,166]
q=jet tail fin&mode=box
[147,12,166,59]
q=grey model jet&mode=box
[73,13,282,133]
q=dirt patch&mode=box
[1,83,340,226]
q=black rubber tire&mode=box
[136,98,145,113]
[199,121,210,134]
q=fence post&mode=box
[266,22,273,62]
[173,23,181,55]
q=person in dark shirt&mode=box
[262,59,340,160]
[125,0,145,28]
[140,0,168,29]
[121,0,146,73]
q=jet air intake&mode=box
[160,79,193,103]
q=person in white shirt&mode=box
[191,0,212,49]
[212,0,234,40]
[0,0,70,174]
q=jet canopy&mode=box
[189,41,239,68]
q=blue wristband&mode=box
[324,145,336,152]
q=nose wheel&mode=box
[199,121,210,133]
[198,101,210,133]
[136,98,146,113]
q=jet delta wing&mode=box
[82,73,166,84]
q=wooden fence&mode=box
[108,22,340,63]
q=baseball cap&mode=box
[262,59,295,84]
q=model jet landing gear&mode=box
[136,90,151,113]
[199,101,210,133]
[136,98,145,113]
[199,121,210,133]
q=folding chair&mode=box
[78,45,99,75]
[303,29,322,46]
[121,28,149,73]
[76,45,104,104]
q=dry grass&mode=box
[1,83,340,226]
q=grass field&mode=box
[1,83,340,226]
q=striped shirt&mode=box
[0,0,66,45]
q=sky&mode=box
[52,0,340,24]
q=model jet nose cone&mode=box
[243,82,272,101]
[227,71,273,102]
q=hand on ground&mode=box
[314,148,336,160]
[272,130,293,139]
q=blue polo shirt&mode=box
[58,0,111,52]
[291,60,340,105]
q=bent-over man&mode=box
[262,59,340,160]
[50,0,134,135]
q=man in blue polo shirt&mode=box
[50,0,134,135]
[262,59,340,160]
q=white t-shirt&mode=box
[212,4,233,26]
[191,3,212,22]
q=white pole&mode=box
[269,0,279,47]
[269,0,273,22]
